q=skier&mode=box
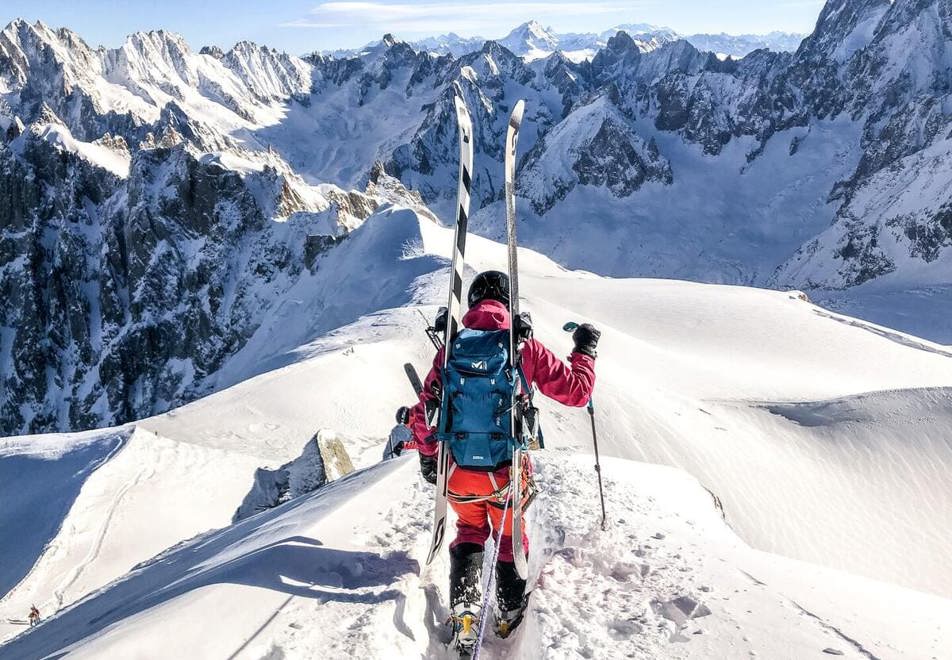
[409,270,599,643]
[28,605,40,627]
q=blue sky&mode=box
[0,1,827,54]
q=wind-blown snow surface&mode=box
[2,209,951,657]
[5,454,951,660]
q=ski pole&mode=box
[563,321,607,531]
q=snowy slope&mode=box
[2,208,951,658]
[0,426,267,644]
[2,456,949,659]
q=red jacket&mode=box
[410,299,596,456]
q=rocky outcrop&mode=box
[232,430,355,522]
[0,117,393,435]
[521,94,672,214]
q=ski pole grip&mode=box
[565,322,597,413]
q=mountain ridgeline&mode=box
[324,21,805,61]
[2,0,952,435]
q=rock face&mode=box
[2,1,952,433]
[232,430,355,522]
[520,95,672,214]
[0,119,385,435]
[0,22,415,434]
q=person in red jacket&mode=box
[409,270,599,637]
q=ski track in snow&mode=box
[812,309,952,359]
[0,430,129,608]
[786,601,880,660]
[51,459,153,610]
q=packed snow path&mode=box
[3,454,949,659]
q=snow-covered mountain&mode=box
[2,0,952,441]
[1,209,950,658]
[2,4,951,655]
[327,21,802,62]
[687,31,806,57]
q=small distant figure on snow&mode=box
[28,605,40,627]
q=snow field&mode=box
[3,452,950,659]
[0,427,267,644]
[416,212,952,595]
[2,208,951,657]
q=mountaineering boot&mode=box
[449,542,484,607]
[450,603,481,657]
[495,560,529,638]
[449,543,484,655]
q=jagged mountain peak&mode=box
[0,18,90,60]
[356,32,419,64]
[229,40,276,55]
[797,0,891,62]
[513,19,555,39]
[604,30,641,54]
[499,20,560,58]
[2,17,53,40]
[589,31,643,78]
[200,44,225,59]
[123,29,193,59]
[602,22,676,41]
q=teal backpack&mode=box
[437,328,529,469]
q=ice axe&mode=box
[563,321,607,531]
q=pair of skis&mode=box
[423,82,528,656]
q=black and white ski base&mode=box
[425,81,474,569]
[504,99,529,581]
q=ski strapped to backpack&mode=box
[404,362,424,396]
[505,99,530,580]
[426,81,474,569]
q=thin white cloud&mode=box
[778,1,824,6]
[280,1,644,34]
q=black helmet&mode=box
[468,270,510,307]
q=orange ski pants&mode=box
[447,457,531,563]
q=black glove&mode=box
[514,311,533,341]
[395,406,410,425]
[572,323,600,358]
[433,306,448,334]
[419,452,438,484]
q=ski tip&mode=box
[509,99,526,127]
[453,95,473,130]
